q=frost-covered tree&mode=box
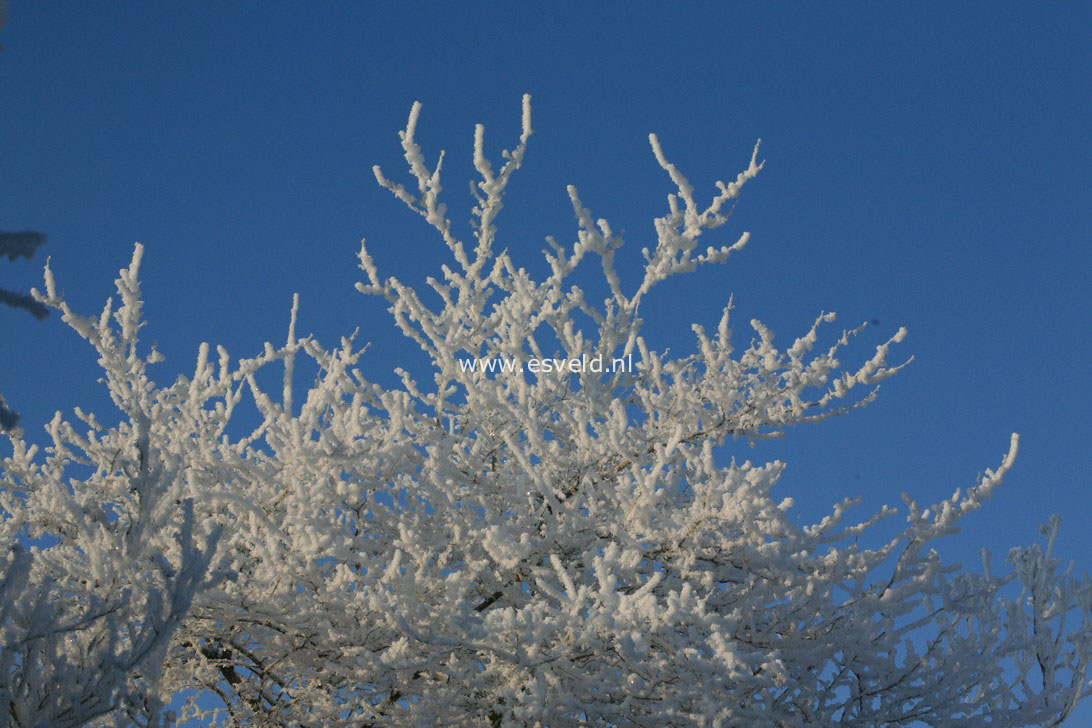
[2,97,1089,726]
[1,250,226,727]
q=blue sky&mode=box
[1,1,1090,718]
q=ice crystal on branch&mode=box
[1,97,1088,726]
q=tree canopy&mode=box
[1,97,1088,727]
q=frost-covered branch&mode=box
[0,97,1087,725]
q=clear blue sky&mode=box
[2,2,1090,717]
